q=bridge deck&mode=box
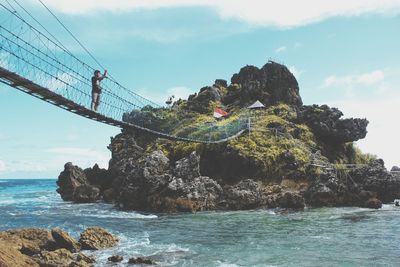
[0,67,245,144]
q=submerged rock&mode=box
[108,255,123,262]
[128,257,157,265]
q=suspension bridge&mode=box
[0,1,249,144]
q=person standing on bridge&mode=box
[91,69,107,112]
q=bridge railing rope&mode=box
[0,3,250,143]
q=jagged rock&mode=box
[173,151,201,179]
[160,176,223,212]
[51,229,80,252]
[128,257,157,265]
[276,191,305,210]
[57,163,88,201]
[223,179,266,210]
[115,150,222,212]
[186,86,222,113]
[391,166,400,172]
[84,164,111,191]
[350,159,400,203]
[298,104,368,143]
[76,252,96,265]
[362,198,382,209]
[108,255,123,262]
[0,228,57,255]
[223,61,302,108]
[79,227,119,250]
[0,240,39,267]
[72,184,101,203]
[102,188,115,203]
[34,248,74,267]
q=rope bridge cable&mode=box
[0,3,249,143]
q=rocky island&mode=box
[57,60,400,212]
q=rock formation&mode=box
[56,60,399,212]
[0,227,117,267]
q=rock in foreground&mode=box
[0,227,117,267]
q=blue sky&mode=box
[0,0,400,178]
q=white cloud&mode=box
[36,0,400,27]
[47,147,110,168]
[0,160,5,172]
[275,46,287,53]
[323,70,385,88]
[0,160,47,173]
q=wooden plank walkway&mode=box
[0,67,245,144]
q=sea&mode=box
[0,179,399,267]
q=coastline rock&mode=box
[0,228,56,255]
[34,248,74,267]
[128,257,157,265]
[0,240,39,267]
[173,151,201,179]
[79,227,119,250]
[276,191,305,210]
[350,159,400,203]
[108,255,123,262]
[223,179,266,210]
[72,184,101,203]
[362,198,382,209]
[57,163,88,201]
[51,228,81,252]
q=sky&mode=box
[0,0,399,178]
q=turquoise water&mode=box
[1,179,399,266]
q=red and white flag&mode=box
[213,107,228,119]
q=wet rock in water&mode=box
[51,228,81,252]
[0,240,39,267]
[34,248,74,266]
[362,198,382,209]
[223,179,266,210]
[84,163,112,191]
[76,252,96,266]
[72,184,101,203]
[276,191,305,210]
[108,255,124,262]
[350,159,400,203]
[128,257,157,265]
[102,188,115,203]
[115,150,222,212]
[57,162,88,201]
[79,227,119,250]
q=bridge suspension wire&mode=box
[36,0,160,108]
[0,3,249,143]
